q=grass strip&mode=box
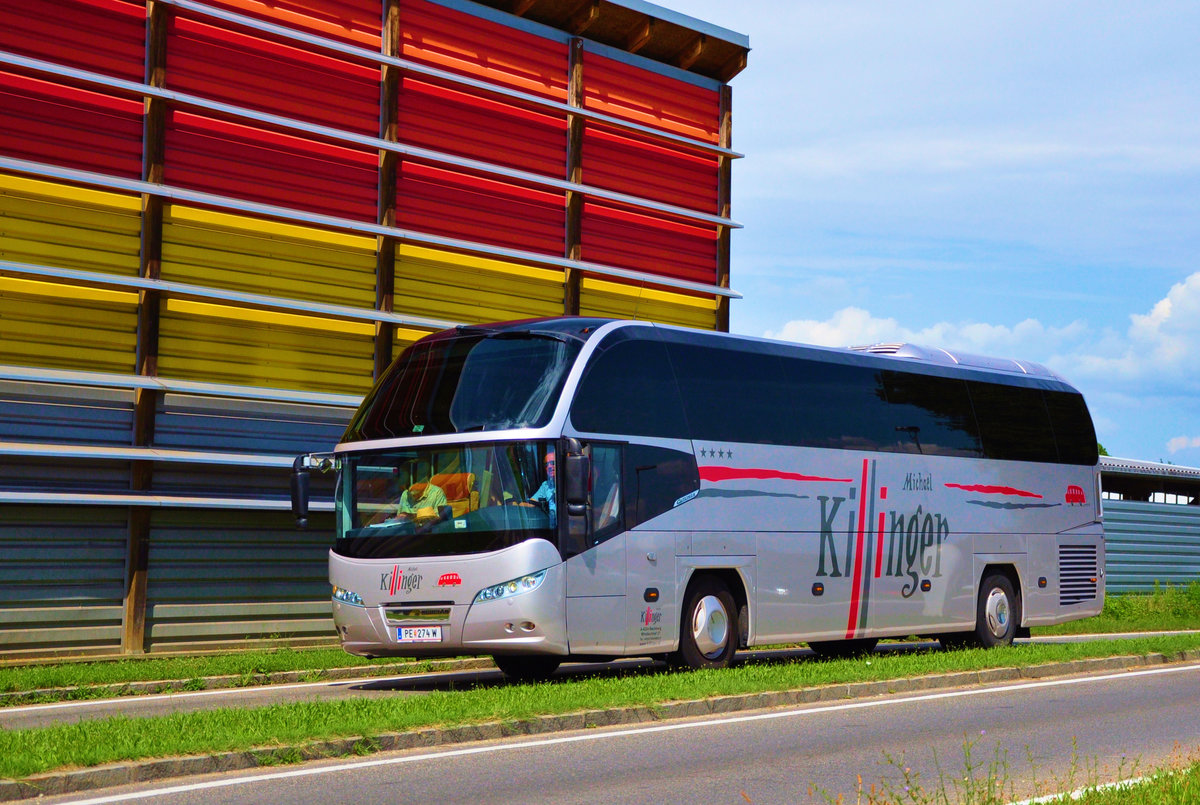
[1035,582,1200,636]
[3,634,1200,781]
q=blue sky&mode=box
[658,1,1200,464]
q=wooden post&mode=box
[123,0,168,654]
[563,37,584,316]
[715,85,733,332]
[374,0,401,378]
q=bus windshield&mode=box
[343,333,581,442]
[333,441,557,559]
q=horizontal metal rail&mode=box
[0,491,334,510]
[0,441,296,467]
[0,50,739,230]
[0,155,741,299]
[0,258,458,332]
[163,0,742,160]
[0,363,363,408]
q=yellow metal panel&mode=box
[394,243,564,324]
[579,277,718,330]
[0,277,137,373]
[0,173,141,277]
[157,300,375,395]
[161,206,377,308]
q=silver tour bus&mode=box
[291,318,1103,680]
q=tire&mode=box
[492,654,561,682]
[971,573,1020,648]
[808,637,878,659]
[672,576,738,670]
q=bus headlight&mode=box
[474,569,548,603]
[332,585,364,606]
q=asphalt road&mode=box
[2,633,1191,731]
[34,661,1200,805]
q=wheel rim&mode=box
[691,594,729,659]
[984,586,1010,638]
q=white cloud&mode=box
[1168,436,1200,454]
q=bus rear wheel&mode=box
[672,576,737,670]
[972,573,1020,648]
[493,655,560,682]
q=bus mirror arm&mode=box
[291,455,311,529]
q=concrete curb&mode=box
[4,649,1199,802]
[0,657,496,706]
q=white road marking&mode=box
[54,661,1200,804]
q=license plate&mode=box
[397,626,442,643]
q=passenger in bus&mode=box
[526,448,557,527]
[396,461,448,524]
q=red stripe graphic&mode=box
[845,459,870,639]
[389,564,399,597]
[874,511,886,578]
[698,467,853,484]
[944,483,1042,499]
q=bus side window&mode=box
[588,443,623,545]
[623,445,700,531]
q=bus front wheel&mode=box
[672,576,737,670]
[973,573,1020,648]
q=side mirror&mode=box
[565,453,589,508]
[290,455,311,528]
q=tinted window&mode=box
[623,444,700,530]
[1045,391,1099,465]
[968,381,1058,463]
[571,338,689,439]
[880,371,982,457]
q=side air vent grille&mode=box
[1059,544,1099,605]
[849,343,905,354]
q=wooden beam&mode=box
[673,34,706,72]
[563,37,584,316]
[512,0,536,16]
[624,18,653,54]
[717,50,748,83]
[715,85,732,332]
[567,0,599,36]
[375,0,400,376]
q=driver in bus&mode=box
[395,460,448,525]
[524,448,557,527]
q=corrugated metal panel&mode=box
[0,455,130,495]
[167,14,381,135]
[163,110,378,222]
[144,509,336,652]
[0,0,145,80]
[583,51,720,143]
[0,173,141,276]
[578,275,717,330]
[394,242,564,324]
[201,0,382,49]
[399,0,568,100]
[397,76,567,177]
[0,71,143,179]
[1103,499,1200,593]
[154,393,350,454]
[156,298,375,395]
[580,200,718,286]
[397,161,566,256]
[161,205,377,307]
[0,276,138,374]
[582,122,718,213]
[0,505,127,659]
[0,380,134,445]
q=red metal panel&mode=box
[582,123,718,213]
[580,200,717,286]
[583,52,719,143]
[167,15,380,135]
[399,0,567,101]
[0,0,144,80]
[397,77,566,178]
[0,71,143,178]
[198,0,382,49]
[397,162,565,257]
[164,110,377,221]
